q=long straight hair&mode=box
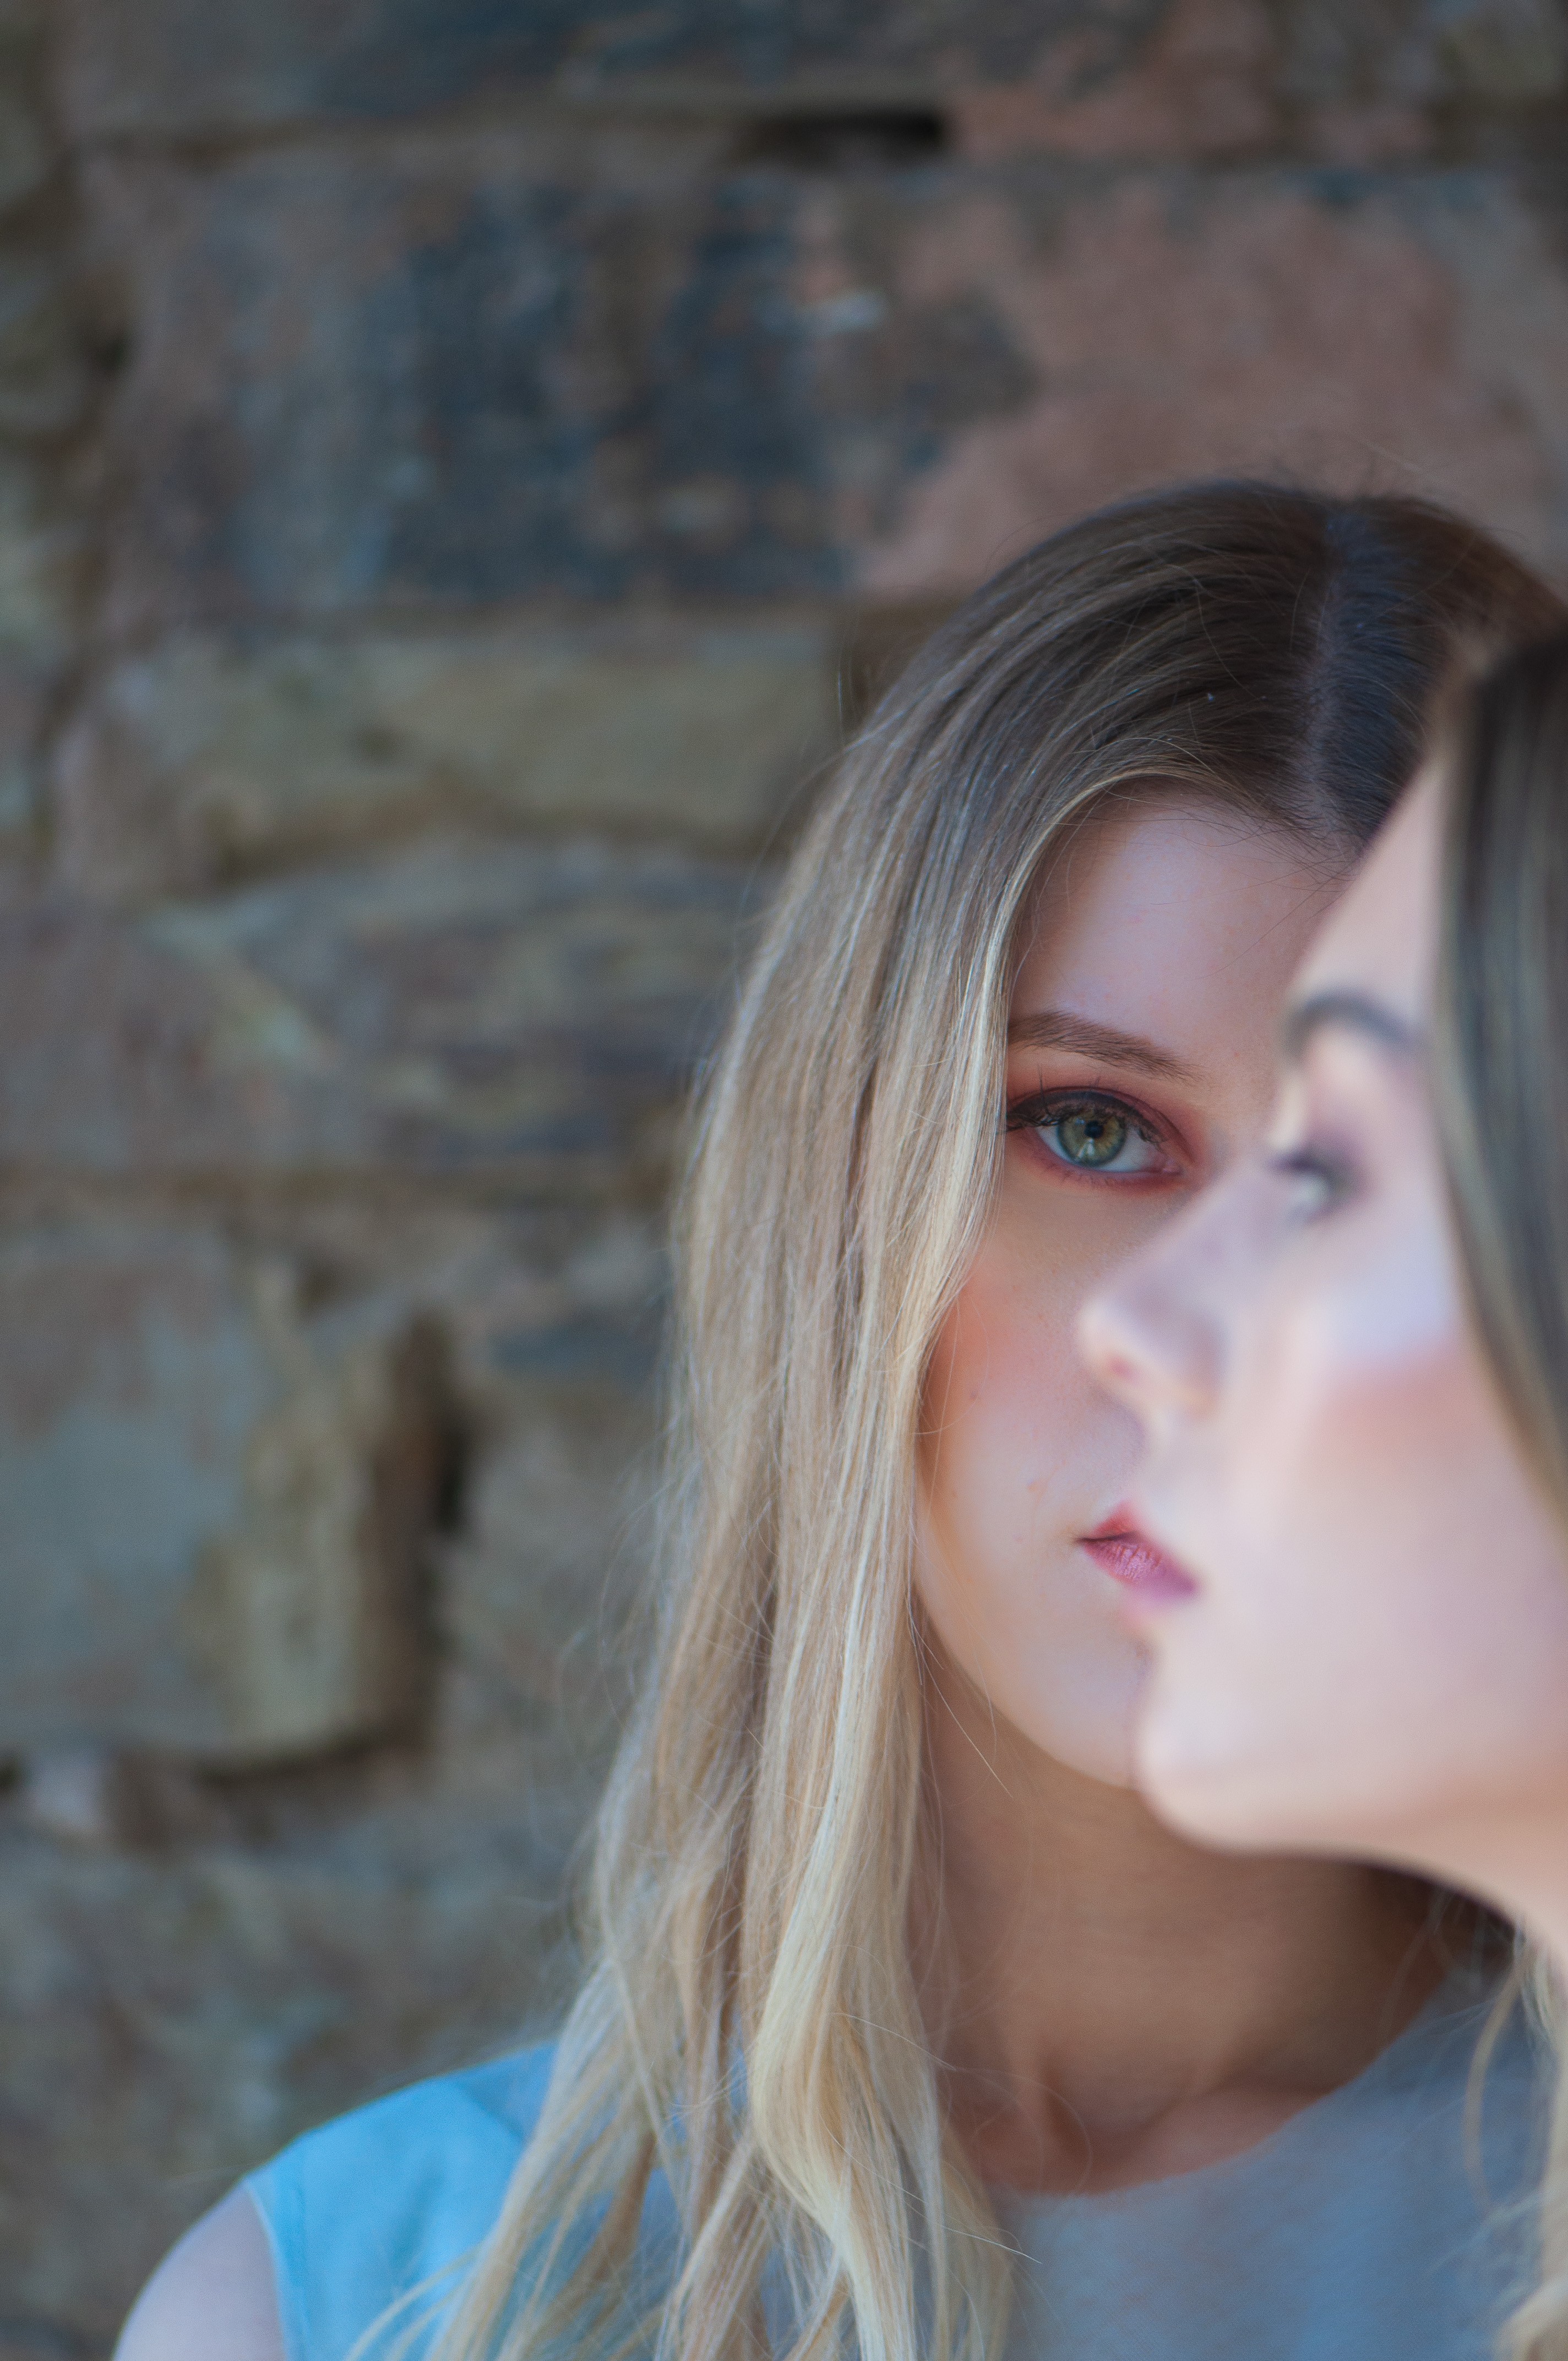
[431,485,1561,2361]
[1435,633,1568,2361]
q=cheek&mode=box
[1148,1244,1568,1849]
[917,1163,1185,1782]
[917,1220,1155,1786]
[1233,1242,1480,1599]
[921,1227,1091,1553]
[1205,1256,1497,1720]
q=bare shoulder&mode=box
[115,2186,285,2361]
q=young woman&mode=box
[1081,633,1568,2359]
[118,487,1561,2361]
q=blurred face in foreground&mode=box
[916,795,1343,1787]
[1081,775,1568,1921]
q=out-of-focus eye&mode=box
[1270,1143,1358,1222]
[1017,1092,1170,1176]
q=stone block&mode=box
[86,143,1037,623]
[0,1182,673,2328]
[0,93,50,226]
[0,14,51,220]
[59,0,1568,161]
[0,246,94,439]
[0,449,83,667]
[58,0,1231,135]
[0,839,760,1183]
[87,140,1568,624]
[429,1210,668,1745]
[439,1390,654,1747]
[1277,0,1568,113]
[848,167,1568,596]
[0,1220,444,1761]
[0,1806,592,2343]
[0,1193,663,2337]
[0,659,45,845]
[950,0,1567,164]
[53,616,838,897]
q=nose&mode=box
[1078,1201,1227,1430]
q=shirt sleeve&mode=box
[243,2046,557,2361]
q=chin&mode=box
[1135,1707,1322,1854]
[996,1639,1150,1791]
[1014,1698,1143,1791]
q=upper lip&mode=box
[1081,1504,1144,1543]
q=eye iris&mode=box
[1058,1107,1127,1166]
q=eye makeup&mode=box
[1006,1084,1183,1182]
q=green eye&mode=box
[1055,1106,1130,1167]
[1008,1088,1170,1177]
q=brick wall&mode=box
[3,2,1567,2348]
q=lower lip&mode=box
[1079,1535,1197,1604]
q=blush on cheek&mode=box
[1190,1326,1552,1835]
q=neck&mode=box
[1413,1808,1568,1998]
[921,1663,1447,2193]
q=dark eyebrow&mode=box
[1006,1009,1196,1082]
[1280,989,1419,1066]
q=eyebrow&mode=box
[1280,989,1419,1065]
[1006,1009,1197,1082]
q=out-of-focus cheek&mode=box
[1136,1199,1545,1858]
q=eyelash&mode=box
[1268,1140,1359,1222]
[1005,1086,1176,1179]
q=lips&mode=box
[1079,1508,1198,1603]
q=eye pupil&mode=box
[1058,1108,1127,1166]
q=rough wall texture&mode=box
[2,1,1567,2347]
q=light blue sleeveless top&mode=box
[247,1972,1544,2361]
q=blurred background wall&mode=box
[2,1,1567,2349]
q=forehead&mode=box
[1292,768,1445,1030]
[1017,796,1341,1019]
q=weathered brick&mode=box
[58,0,1215,135]
[0,1220,443,1761]
[850,168,1568,594]
[436,1215,666,1737]
[0,449,81,665]
[0,246,94,439]
[0,840,760,1182]
[0,13,51,220]
[1280,0,1568,111]
[87,144,1037,623]
[59,0,1568,164]
[0,1199,663,2339]
[87,144,1568,625]
[0,661,44,844]
[54,616,838,897]
[952,0,1565,166]
[952,0,1280,162]
[0,1805,591,2341]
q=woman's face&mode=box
[916,797,1344,1787]
[1080,776,1568,1902]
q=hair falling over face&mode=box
[415,485,1562,2361]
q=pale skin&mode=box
[1080,774,1568,1970]
[915,795,1444,2195]
[115,2187,280,2360]
[121,792,1444,2347]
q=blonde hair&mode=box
[429,485,1561,2361]
[1435,633,1568,2361]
